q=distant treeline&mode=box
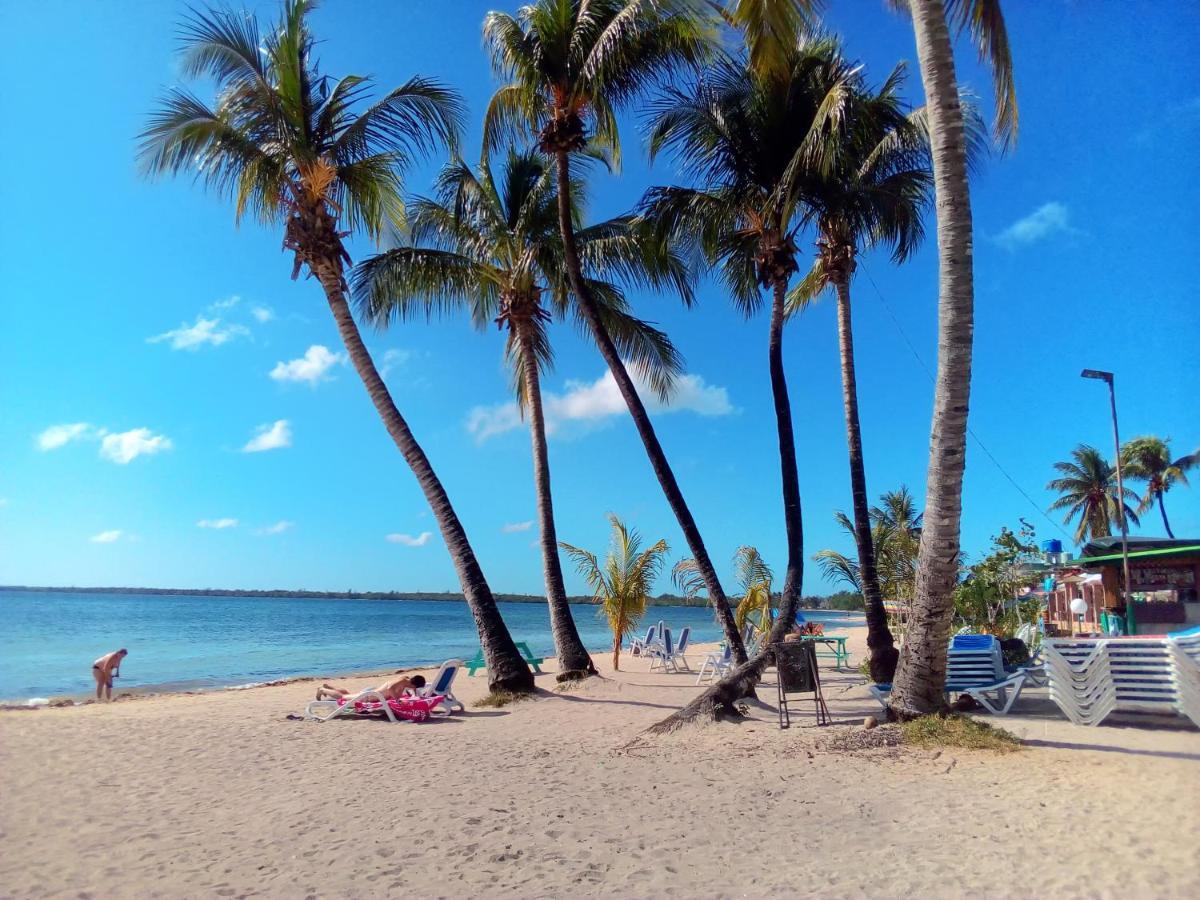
[0,584,866,609]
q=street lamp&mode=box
[1081,369,1132,630]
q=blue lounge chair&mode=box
[870,635,1028,715]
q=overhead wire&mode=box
[858,259,1073,541]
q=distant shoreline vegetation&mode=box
[0,585,865,610]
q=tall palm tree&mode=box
[1048,445,1140,545]
[561,515,669,671]
[641,38,860,713]
[674,545,775,637]
[351,149,689,680]
[1121,436,1196,539]
[877,0,1018,718]
[480,1,753,664]
[138,0,533,693]
[787,62,944,682]
[815,487,923,639]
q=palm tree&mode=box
[480,1,752,664]
[787,62,944,683]
[138,0,533,693]
[674,545,775,638]
[561,515,669,671]
[1121,436,1196,539]
[815,487,923,641]
[643,39,862,688]
[875,0,1018,718]
[351,149,689,680]
[1048,445,1140,545]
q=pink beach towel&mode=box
[338,694,445,722]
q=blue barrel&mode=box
[1042,539,1063,555]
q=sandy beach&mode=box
[2,628,1198,899]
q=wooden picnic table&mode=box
[466,641,544,676]
[793,634,852,669]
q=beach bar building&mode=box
[1046,537,1200,634]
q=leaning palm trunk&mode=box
[834,279,898,683]
[317,265,534,694]
[646,281,806,732]
[888,0,975,717]
[518,324,598,679]
[552,150,748,665]
[1157,492,1174,539]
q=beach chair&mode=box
[1044,632,1200,728]
[670,627,692,672]
[305,691,445,724]
[869,635,1028,715]
[630,624,658,657]
[408,659,464,714]
[648,628,674,673]
[695,642,732,685]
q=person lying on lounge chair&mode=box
[315,674,425,702]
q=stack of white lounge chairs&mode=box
[1042,626,1200,727]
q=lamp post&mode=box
[1081,369,1133,630]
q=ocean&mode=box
[0,590,863,701]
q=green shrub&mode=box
[901,713,1022,752]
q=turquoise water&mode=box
[0,590,862,700]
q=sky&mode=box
[1,1,1198,596]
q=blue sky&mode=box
[1,1,1197,595]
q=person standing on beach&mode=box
[91,649,127,701]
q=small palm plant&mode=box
[138,0,533,692]
[481,0,752,664]
[674,546,775,641]
[352,148,688,679]
[561,515,669,671]
[1120,436,1196,539]
[1048,445,1140,545]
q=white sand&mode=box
[2,628,1198,898]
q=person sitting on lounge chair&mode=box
[315,674,425,702]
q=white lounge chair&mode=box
[870,635,1028,715]
[1044,630,1200,727]
[630,625,658,657]
[648,627,692,673]
[408,659,465,714]
[696,642,732,685]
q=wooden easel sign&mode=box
[772,640,830,729]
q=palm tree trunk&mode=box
[888,0,974,718]
[766,280,804,645]
[645,280,807,733]
[314,264,534,695]
[1158,491,1174,539]
[517,323,597,679]
[833,278,898,683]
[551,149,747,664]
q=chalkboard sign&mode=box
[773,641,818,693]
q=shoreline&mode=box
[2,606,867,705]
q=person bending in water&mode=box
[92,649,128,701]
[315,674,426,702]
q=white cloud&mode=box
[256,520,294,536]
[386,531,433,547]
[502,520,534,533]
[148,315,249,350]
[242,420,292,453]
[467,370,734,442]
[99,428,173,464]
[995,202,1076,249]
[197,518,238,529]
[37,422,92,450]
[269,345,344,386]
[209,295,241,311]
[379,348,412,377]
[250,305,275,323]
[90,530,122,544]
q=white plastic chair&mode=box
[408,659,465,714]
[696,642,732,684]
